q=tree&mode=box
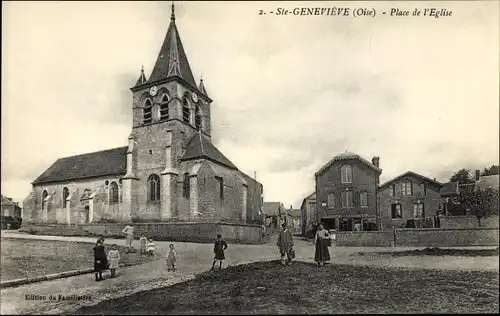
[450,169,474,185]
[482,165,500,176]
[457,188,499,226]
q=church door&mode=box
[80,206,90,224]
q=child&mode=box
[93,241,107,281]
[107,244,120,278]
[147,238,157,259]
[166,243,178,271]
[211,234,228,270]
[139,234,147,257]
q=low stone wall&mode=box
[20,222,264,245]
[439,215,499,229]
[335,231,394,247]
[394,228,499,247]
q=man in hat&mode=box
[277,223,294,265]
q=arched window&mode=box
[402,180,413,196]
[62,187,69,208]
[159,94,169,120]
[195,105,202,130]
[182,97,191,123]
[42,190,48,210]
[341,165,353,184]
[183,172,190,198]
[143,99,152,124]
[148,174,160,201]
[109,182,119,204]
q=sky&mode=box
[2,1,499,209]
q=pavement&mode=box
[1,231,498,315]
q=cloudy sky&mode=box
[2,1,499,208]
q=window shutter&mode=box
[391,204,396,218]
[354,191,360,207]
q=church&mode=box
[23,4,263,226]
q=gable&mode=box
[32,147,128,185]
[181,133,238,170]
[379,171,442,190]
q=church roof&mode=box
[146,4,197,88]
[134,66,148,87]
[32,147,128,185]
[180,133,238,170]
[198,78,209,97]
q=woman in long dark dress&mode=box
[93,241,108,281]
[314,223,331,266]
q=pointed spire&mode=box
[198,77,209,97]
[134,65,148,87]
[147,2,197,88]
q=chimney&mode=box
[475,169,480,181]
[290,205,292,210]
[372,157,380,168]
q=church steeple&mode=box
[146,2,197,88]
[198,77,209,97]
[134,66,147,87]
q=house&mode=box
[1,195,22,218]
[22,4,262,227]
[475,174,499,192]
[263,202,290,233]
[287,206,302,234]
[315,152,381,231]
[300,192,317,236]
[378,171,443,230]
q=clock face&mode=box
[149,86,158,96]
[191,92,198,102]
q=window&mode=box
[42,190,48,210]
[391,204,402,219]
[110,182,119,204]
[360,192,368,208]
[143,99,152,124]
[159,94,169,120]
[327,193,335,208]
[62,187,69,208]
[216,176,224,200]
[195,106,202,130]
[147,174,160,202]
[183,173,190,198]
[341,191,353,208]
[390,184,396,196]
[182,97,190,123]
[413,203,425,218]
[402,180,412,196]
[341,165,353,183]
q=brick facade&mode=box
[315,153,381,231]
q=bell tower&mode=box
[126,2,213,221]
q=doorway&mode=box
[80,206,89,224]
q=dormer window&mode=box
[159,94,169,120]
[195,105,202,130]
[182,97,190,123]
[143,99,152,124]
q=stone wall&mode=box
[394,228,499,247]
[23,222,264,244]
[438,215,499,229]
[335,231,393,247]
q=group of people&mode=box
[276,222,333,266]
[92,238,120,281]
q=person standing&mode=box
[93,241,108,281]
[166,243,178,272]
[139,234,148,257]
[107,244,120,278]
[277,223,294,265]
[314,223,331,266]
[211,234,228,270]
[121,223,134,253]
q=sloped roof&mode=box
[134,66,148,87]
[289,209,301,218]
[263,202,286,217]
[379,171,443,189]
[199,78,209,97]
[475,174,499,191]
[440,181,459,196]
[146,6,197,88]
[1,195,16,206]
[32,147,128,185]
[180,133,238,170]
[315,151,382,176]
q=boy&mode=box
[211,234,228,270]
[166,243,178,271]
